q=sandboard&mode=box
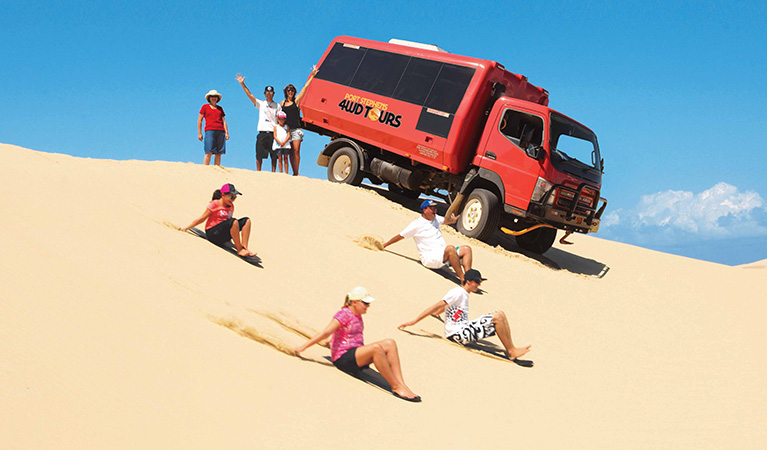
[188,228,262,267]
[401,328,534,367]
[323,357,393,394]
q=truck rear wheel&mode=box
[456,188,500,241]
[327,147,363,186]
[516,227,557,254]
[388,183,421,199]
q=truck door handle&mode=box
[425,136,433,143]
[486,151,497,160]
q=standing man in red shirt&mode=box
[198,89,229,166]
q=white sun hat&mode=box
[205,89,222,101]
[348,286,375,303]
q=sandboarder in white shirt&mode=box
[383,199,473,281]
[398,269,531,362]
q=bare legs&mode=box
[204,154,222,166]
[492,310,531,360]
[256,159,263,171]
[354,339,418,399]
[278,154,289,174]
[290,139,301,176]
[229,219,256,256]
[443,245,473,281]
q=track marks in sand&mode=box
[353,234,384,251]
[209,309,331,365]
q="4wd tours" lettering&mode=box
[338,93,402,128]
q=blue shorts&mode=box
[204,130,226,154]
[276,147,292,156]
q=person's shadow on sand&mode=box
[322,357,393,393]
[399,328,533,368]
[383,249,485,293]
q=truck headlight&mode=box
[531,177,553,204]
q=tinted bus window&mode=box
[424,64,475,114]
[315,43,366,86]
[350,49,410,96]
[393,58,442,105]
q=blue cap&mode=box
[420,200,437,210]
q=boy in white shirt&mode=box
[383,200,473,281]
[398,269,532,362]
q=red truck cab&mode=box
[302,36,606,254]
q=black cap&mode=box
[464,269,486,282]
[264,86,275,93]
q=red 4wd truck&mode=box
[302,36,607,254]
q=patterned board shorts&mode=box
[446,314,496,345]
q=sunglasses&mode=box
[226,194,237,200]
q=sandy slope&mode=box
[1,143,765,450]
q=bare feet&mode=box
[392,386,419,401]
[508,345,531,360]
[238,248,257,257]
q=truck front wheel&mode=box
[456,188,500,241]
[515,227,557,254]
[327,147,363,186]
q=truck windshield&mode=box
[549,113,601,176]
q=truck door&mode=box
[478,107,545,210]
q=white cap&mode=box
[348,286,375,303]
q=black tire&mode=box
[516,227,557,254]
[327,147,363,186]
[388,183,422,199]
[456,188,500,241]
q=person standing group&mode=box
[234,69,318,174]
[279,67,318,176]
[198,90,229,166]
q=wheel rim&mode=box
[332,155,352,181]
[461,198,483,231]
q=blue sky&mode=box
[2,0,766,265]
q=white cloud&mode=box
[603,182,767,238]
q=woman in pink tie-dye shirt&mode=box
[294,287,421,402]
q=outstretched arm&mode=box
[294,318,342,354]
[235,73,259,107]
[183,208,212,231]
[382,234,404,249]
[398,300,447,329]
[295,66,319,107]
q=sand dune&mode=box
[2,143,765,449]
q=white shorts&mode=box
[420,248,447,269]
[420,245,460,269]
[289,128,304,142]
[446,314,496,345]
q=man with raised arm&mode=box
[398,269,531,362]
[383,199,473,281]
[235,73,281,172]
